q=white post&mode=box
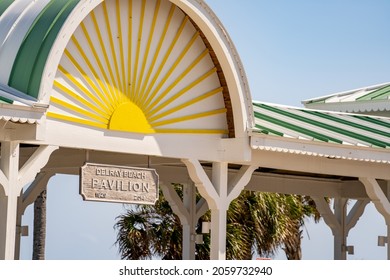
[182,183,196,260]
[181,224,192,259]
[14,196,24,260]
[182,159,256,260]
[0,142,20,260]
[0,144,57,259]
[313,196,369,260]
[210,162,228,260]
[359,177,390,260]
[334,198,347,260]
[161,182,200,260]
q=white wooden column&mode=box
[313,197,369,260]
[210,162,228,260]
[0,143,57,259]
[359,178,390,260]
[334,198,347,260]
[182,159,256,260]
[161,182,208,260]
[182,183,196,260]
[14,196,23,260]
[0,142,20,260]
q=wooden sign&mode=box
[80,163,159,205]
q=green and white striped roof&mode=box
[0,0,80,101]
[253,101,390,149]
[302,82,390,115]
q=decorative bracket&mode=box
[359,177,390,224]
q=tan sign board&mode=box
[80,163,159,205]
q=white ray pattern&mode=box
[47,0,228,135]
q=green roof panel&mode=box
[356,84,390,101]
[253,101,390,149]
[8,0,80,98]
[0,0,13,17]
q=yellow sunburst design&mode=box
[48,0,228,135]
[109,101,155,133]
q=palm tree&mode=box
[115,186,205,259]
[227,191,289,259]
[33,190,47,260]
[280,195,323,260]
[115,186,321,260]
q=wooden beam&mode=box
[252,149,390,180]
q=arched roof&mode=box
[0,0,253,138]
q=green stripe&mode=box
[357,85,390,101]
[0,96,13,104]
[254,124,284,137]
[303,110,390,139]
[254,103,390,148]
[8,0,80,98]
[0,0,13,17]
[306,99,325,104]
[253,110,342,144]
[353,115,390,130]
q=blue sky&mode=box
[207,0,390,105]
[20,0,390,260]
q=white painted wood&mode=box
[182,158,218,209]
[360,178,390,260]
[182,183,196,260]
[0,193,19,260]
[182,160,256,259]
[170,0,254,138]
[34,148,377,199]
[161,184,190,225]
[43,120,247,162]
[0,123,43,142]
[313,197,369,260]
[227,165,256,203]
[181,224,192,260]
[210,162,228,260]
[161,183,192,260]
[0,142,57,259]
[0,169,7,195]
[346,199,369,233]
[333,198,347,260]
[211,162,228,207]
[22,171,55,214]
[18,146,58,190]
[251,135,390,166]
[196,198,208,220]
[162,182,204,260]
[312,197,341,237]
[246,173,371,199]
[182,159,226,259]
[252,149,390,180]
[40,0,104,102]
[0,142,20,259]
[210,207,226,260]
[360,178,390,221]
